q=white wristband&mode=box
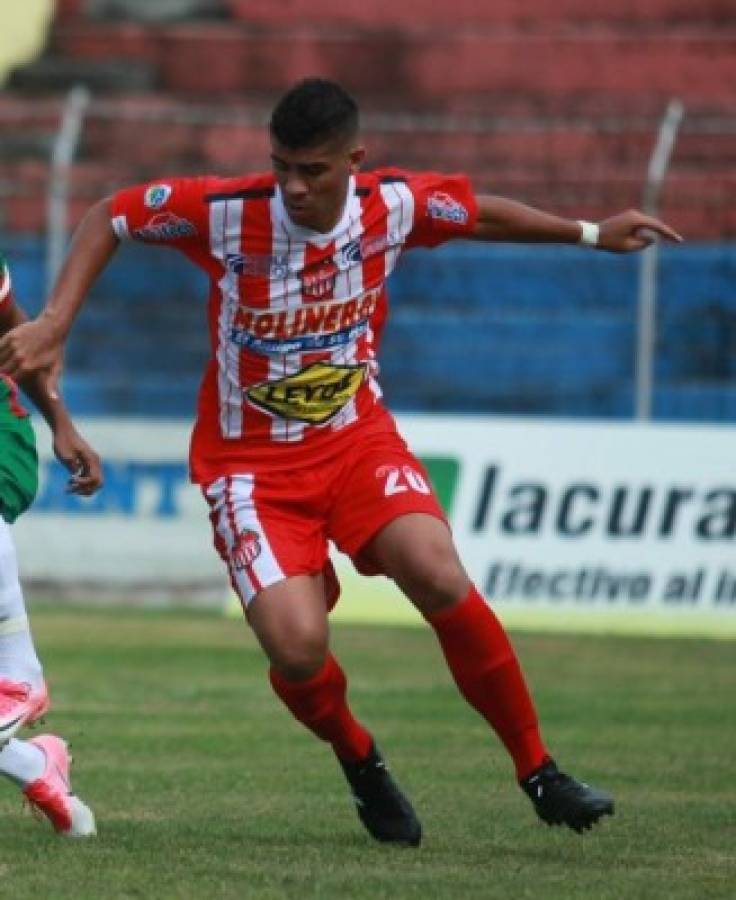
[577,220,600,247]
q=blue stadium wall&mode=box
[6,237,736,421]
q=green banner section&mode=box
[420,455,460,515]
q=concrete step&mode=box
[9,56,156,94]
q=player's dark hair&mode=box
[270,78,359,149]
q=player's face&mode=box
[271,136,365,233]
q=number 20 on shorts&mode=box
[376,465,431,497]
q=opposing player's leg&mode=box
[0,520,48,743]
[331,436,613,833]
[0,460,95,835]
[203,472,421,845]
[0,734,96,836]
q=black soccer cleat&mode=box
[521,760,614,834]
[338,743,422,847]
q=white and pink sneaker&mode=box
[0,679,50,744]
[23,734,96,837]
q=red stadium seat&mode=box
[0,0,732,238]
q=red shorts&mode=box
[202,426,445,606]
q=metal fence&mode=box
[2,92,735,420]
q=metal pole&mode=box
[46,85,91,295]
[635,99,684,420]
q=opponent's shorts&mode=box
[0,384,38,525]
[203,427,446,607]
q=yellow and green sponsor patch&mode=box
[246,362,366,425]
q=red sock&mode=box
[269,654,372,762]
[425,585,549,780]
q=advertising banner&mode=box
[13,415,736,634]
[14,419,220,600]
[397,415,736,635]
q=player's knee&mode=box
[419,565,469,610]
[271,634,328,681]
[401,550,470,612]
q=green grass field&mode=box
[1,606,734,899]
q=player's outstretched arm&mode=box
[471,195,683,252]
[0,296,103,495]
[0,198,119,382]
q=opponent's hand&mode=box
[53,423,103,496]
[597,210,683,253]
[0,318,60,382]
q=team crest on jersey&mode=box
[300,260,338,298]
[134,212,197,241]
[144,183,172,209]
[427,191,468,225]
[246,362,366,425]
[232,529,261,569]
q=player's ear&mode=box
[349,145,366,172]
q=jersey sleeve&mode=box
[404,172,478,249]
[0,254,12,307]
[109,177,211,247]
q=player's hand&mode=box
[597,210,683,253]
[0,318,61,382]
[53,423,103,496]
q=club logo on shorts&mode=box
[144,183,172,209]
[232,529,261,569]
[246,362,366,425]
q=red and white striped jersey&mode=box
[110,169,477,482]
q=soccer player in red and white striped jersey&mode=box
[0,79,681,844]
[109,162,477,478]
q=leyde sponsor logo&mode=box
[246,362,366,424]
[144,183,172,209]
[232,529,261,569]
